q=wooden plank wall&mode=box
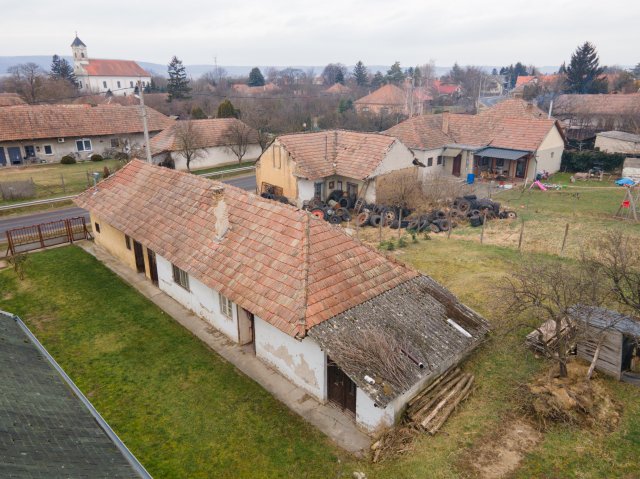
[577,327,623,379]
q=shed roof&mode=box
[276,130,403,180]
[553,94,640,117]
[0,311,146,477]
[0,104,172,141]
[308,276,490,406]
[571,305,640,337]
[74,160,417,337]
[475,146,531,160]
[597,131,640,143]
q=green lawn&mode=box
[2,240,639,478]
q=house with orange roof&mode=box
[0,104,172,166]
[149,118,261,171]
[255,130,419,206]
[354,84,409,115]
[71,35,151,96]
[75,160,489,432]
[386,99,565,182]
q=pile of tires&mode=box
[452,195,517,227]
[403,211,454,234]
[260,192,292,205]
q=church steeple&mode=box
[71,33,88,65]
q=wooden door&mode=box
[147,248,158,285]
[452,154,462,177]
[327,358,356,414]
[516,158,527,179]
[133,240,145,274]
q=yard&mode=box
[2,235,639,477]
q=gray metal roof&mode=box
[308,276,490,407]
[475,146,531,160]
[570,305,640,337]
[71,36,86,47]
[0,311,150,478]
[597,131,640,143]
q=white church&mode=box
[71,35,151,96]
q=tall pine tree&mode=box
[353,61,368,86]
[167,56,191,101]
[565,42,607,94]
[371,71,385,88]
[386,61,405,85]
[50,55,77,86]
[248,67,265,87]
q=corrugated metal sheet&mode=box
[475,146,530,160]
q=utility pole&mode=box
[137,80,152,164]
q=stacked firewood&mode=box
[405,368,475,435]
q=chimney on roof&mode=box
[213,187,229,241]
[442,112,450,135]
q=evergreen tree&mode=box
[386,61,405,85]
[50,54,77,86]
[371,71,385,88]
[335,69,345,84]
[217,99,238,118]
[558,62,567,74]
[247,67,265,87]
[191,106,207,119]
[491,68,498,76]
[565,42,607,94]
[448,63,465,84]
[167,56,191,101]
[353,61,368,86]
[413,66,422,82]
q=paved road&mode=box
[0,174,257,238]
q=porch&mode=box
[473,147,533,182]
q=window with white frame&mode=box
[43,145,53,155]
[172,264,190,290]
[219,293,233,318]
[110,138,120,148]
[427,157,433,167]
[76,139,92,152]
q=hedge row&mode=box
[560,150,626,172]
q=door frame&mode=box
[133,240,146,274]
[452,154,462,177]
[147,248,158,285]
[327,357,357,414]
[7,146,22,165]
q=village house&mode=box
[71,35,151,96]
[386,99,565,182]
[354,84,409,116]
[552,93,640,142]
[255,130,419,207]
[74,160,489,433]
[595,131,640,155]
[149,118,262,171]
[0,104,172,166]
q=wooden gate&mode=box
[327,358,356,414]
[6,217,91,255]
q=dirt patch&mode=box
[469,419,542,479]
[29,313,57,330]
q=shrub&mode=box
[410,232,418,243]
[561,150,626,172]
[60,155,76,164]
[103,166,110,178]
[90,154,104,161]
[398,236,408,248]
[386,240,396,251]
[114,152,129,161]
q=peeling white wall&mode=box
[356,388,394,432]
[155,144,262,171]
[533,126,564,177]
[297,179,316,206]
[156,254,239,342]
[254,317,326,400]
[369,140,417,177]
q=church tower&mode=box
[71,34,88,66]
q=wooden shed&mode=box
[572,306,640,383]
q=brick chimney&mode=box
[213,187,229,241]
[442,112,450,135]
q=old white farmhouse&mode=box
[75,160,489,433]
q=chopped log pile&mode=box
[406,368,475,434]
[371,368,475,462]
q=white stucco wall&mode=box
[0,133,149,166]
[254,317,326,400]
[414,147,446,179]
[157,144,262,171]
[79,75,151,96]
[297,179,317,206]
[369,140,417,177]
[533,126,565,177]
[156,254,240,342]
[356,389,395,432]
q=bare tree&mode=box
[499,258,607,378]
[223,121,257,162]
[6,63,46,103]
[175,121,204,171]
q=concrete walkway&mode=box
[77,241,371,455]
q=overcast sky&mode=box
[2,0,637,67]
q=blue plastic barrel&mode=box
[466,173,475,184]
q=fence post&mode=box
[65,219,74,244]
[560,223,569,256]
[480,211,487,244]
[378,214,383,244]
[61,174,66,193]
[518,219,525,251]
[36,225,45,249]
[447,210,452,239]
[397,208,403,240]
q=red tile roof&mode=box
[325,83,351,94]
[82,59,150,77]
[149,119,259,155]
[0,93,26,107]
[75,160,417,337]
[386,102,561,152]
[0,104,173,142]
[276,130,403,180]
[355,84,407,106]
[431,80,460,95]
[478,98,547,120]
[553,94,640,116]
